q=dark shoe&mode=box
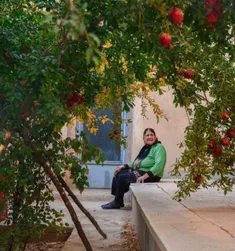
[101,201,123,209]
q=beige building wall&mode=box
[61,88,189,185]
[61,123,77,188]
[61,124,76,140]
[127,87,189,177]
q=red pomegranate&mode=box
[178,69,195,79]
[205,9,220,28]
[213,146,222,156]
[66,94,85,108]
[183,69,195,79]
[194,174,202,185]
[73,94,85,104]
[66,99,75,108]
[204,0,222,13]
[204,0,218,8]
[168,7,184,26]
[221,137,230,146]
[210,139,217,147]
[208,139,216,153]
[113,130,120,135]
[108,132,115,140]
[178,70,184,76]
[226,129,235,138]
[159,33,173,49]
[213,4,222,13]
[220,110,229,121]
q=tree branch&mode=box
[31,152,94,251]
[57,175,107,239]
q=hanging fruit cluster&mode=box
[159,1,222,50]
[207,110,234,157]
[158,7,184,50]
[204,0,222,27]
[66,93,85,108]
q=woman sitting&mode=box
[101,128,167,209]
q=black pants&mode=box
[111,169,161,205]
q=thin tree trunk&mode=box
[57,175,107,239]
[19,131,93,251]
[33,155,93,251]
[7,180,24,251]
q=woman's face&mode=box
[143,130,157,146]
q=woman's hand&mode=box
[114,165,125,176]
[137,173,149,183]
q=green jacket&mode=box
[128,143,166,177]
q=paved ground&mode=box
[51,189,133,251]
[51,180,235,251]
[131,181,235,251]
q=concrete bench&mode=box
[130,180,235,251]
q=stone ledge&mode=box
[130,181,235,251]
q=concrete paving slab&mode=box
[51,189,132,251]
[130,180,235,251]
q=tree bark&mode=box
[33,155,93,251]
[57,175,107,239]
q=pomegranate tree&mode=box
[1,1,235,247]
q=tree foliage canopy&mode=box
[0,0,235,250]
